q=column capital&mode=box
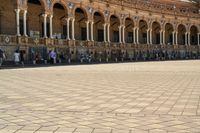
[65,17,70,22]
[42,13,47,17]
[49,14,53,18]
[23,10,27,14]
[118,25,123,28]
[85,21,90,24]
[15,9,20,13]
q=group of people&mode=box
[13,50,25,66]
[0,49,25,68]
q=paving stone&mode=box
[0,61,200,132]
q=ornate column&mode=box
[160,30,163,45]
[23,10,27,36]
[103,23,107,42]
[49,15,53,38]
[185,32,188,45]
[188,32,191,46]
[163,31,165,44]
[107,24,110,42]
[119,26,122,43]
[43,13,47,38]
[172,31,175,45]
[133,27,136,44]
[147,29,149,44]
[15,9,21,36]
[175,32,178,45]
[72,18,75,40]
[91,21,94,41]
[86,21,90,41]
[150,29,152,44]
[137,27,139,44]
[122,26,125,43]
[66,18,70,40]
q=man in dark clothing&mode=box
[20,51,25,66]
[0,49,5,68]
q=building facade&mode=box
[0,0,200,63]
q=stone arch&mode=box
[152,21,161,44]
[92,10,105,23]
[139,19,148,44]
[93,11,105,42]
[124,17,134,43]
[26,0,46,11]
[110,14,120,43]
[51,0,68,14]
[52,2,68,39]
[190,25,198,45]
[74,8,88,40]
[165,23,174,45]
[27,0,46,37]
[177,24,186,45]
[73,7,88,20]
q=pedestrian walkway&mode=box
[0,61,200,133]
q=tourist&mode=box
[49,50,56,64]
[20,51,25,66]
[14,50,20,65]
[0,49,5,68]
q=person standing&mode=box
[49,50,56,64]
[14,50,20,65]
[0,49,5,68]
[20,51,25,66]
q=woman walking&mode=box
[14,50,20,65]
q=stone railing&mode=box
[0,35,17,45]
[1,34,199,52]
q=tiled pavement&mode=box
[0,61,200,133]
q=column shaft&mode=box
[49,15,53,38]
[23,10,27,36]
[86,21,89,41]
[176,32,178,45]
[119,26,122,43]
[133,28,136,44]
[150,29,152,44]
[15,9,21,36]
[185,33,188,45]
[122,26,125,43]
[66,18,70,40]
[43,14,47,38]
[160,31,162,45]
[103,24,107,42]
[163,31,165,44]
[91,21,94,41]
[147,29,149,44]
[72,18,75,40]
[188,33,190,46]
[107,24,110,42]
[172,31,175,45]
[137,28,139,44]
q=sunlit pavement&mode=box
[0,60,200,133]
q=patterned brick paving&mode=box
[0,61,200,133]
